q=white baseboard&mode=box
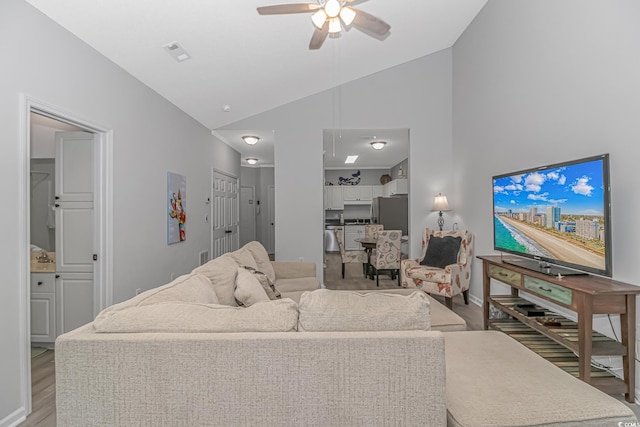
[0,407,26,427]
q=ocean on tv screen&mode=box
[493,158,606,272]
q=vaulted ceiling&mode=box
[25,0,487,131]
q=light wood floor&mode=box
[21,349,56,426]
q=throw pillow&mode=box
[420,235,462,269]
[242,266,282,300]
[234,268,270,307]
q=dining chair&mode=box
[365,224,384,240]
[334,227,368,278]
[369,230,402,287]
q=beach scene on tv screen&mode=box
[493,158,606,271]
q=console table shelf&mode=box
[478,255,640,402]
[490,295,627,356]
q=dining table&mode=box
[354,237,377,279]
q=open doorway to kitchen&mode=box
[20,96,112,417]
[322,128,409,289]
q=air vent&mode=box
[162,41,191,62]
[199,250,209,266]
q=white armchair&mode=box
[400,228,474,310]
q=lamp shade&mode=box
[431,193,450,212]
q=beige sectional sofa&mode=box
[55,241,637,426]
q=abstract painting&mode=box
[167,172,187,244]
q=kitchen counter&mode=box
[30,252,56,273]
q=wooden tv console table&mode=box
[478,255,640,402]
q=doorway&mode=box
[211,169,239,258]
[20,96,112,415]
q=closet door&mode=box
[54,131,96,335]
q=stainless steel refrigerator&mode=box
[371,196,408,235]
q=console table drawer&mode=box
[524,277,572,306]
[489,265,521,287]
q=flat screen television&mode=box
[492,154,611,277]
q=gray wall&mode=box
[222,49,454,274]
[240,166,274,251]
[452,0,640,390]
[0,0,239,422]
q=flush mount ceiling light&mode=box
[242,135,260,145]
[345,155,358,164]
[370,141,387,150]
[257,0,391,50]
[246,158,259,165]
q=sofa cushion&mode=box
[275,277,320,293]
[361,288,467,332]
[298,289,431,332]
[100,273,219,313]
[444,331,636,427]
[192,254,240,306]
[244,241,276,283]
[93,299,299,333]
[229,246,258,270]
[421,235,461,268]
[234,267,270,307]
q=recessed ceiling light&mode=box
[242,135,260,145]
[345,155,358,164]
[370,141,387,150]
[246,158,259,165]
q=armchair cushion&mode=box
[421,235,461,269]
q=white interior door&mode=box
[212,171,239,258]
[239,186,256,246]
[54,131,96,335]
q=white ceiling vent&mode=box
[162,41,191,62]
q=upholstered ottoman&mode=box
[444,331,637,427]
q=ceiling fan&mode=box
[257,0,391,50]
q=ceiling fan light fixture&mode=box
[246,158,259,165]
[328,17,342,34]
[339,6,356,26]
[311,9,327,29]
[242,135,260,145]
[324,0,341,18]
[370,141,387,150]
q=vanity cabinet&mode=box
[30,273,56,343]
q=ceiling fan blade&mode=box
[352,9,391,35]
[257,3,320,15]
[309,23,329,50]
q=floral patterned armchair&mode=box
[335,227,367,278]
[400,228,474,310]
[370,230,402,287]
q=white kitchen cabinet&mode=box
[343,185,372,204]
[371,185,384,199]
[344,224,366,250]
[384,179,408,196]
[324,186,344,210]
[31,273,56,343]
